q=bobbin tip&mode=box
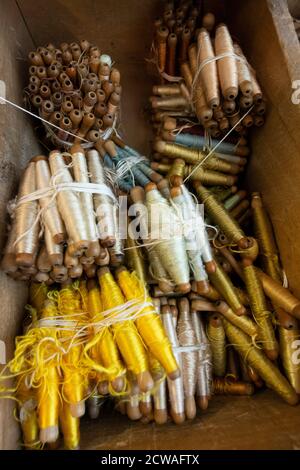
[111,375,126,393]
[197,396,210,410]
[1,254,17,273]
[175,283,191,294]
[39,426,59,444]
[154,409,168,425]
[171,411,185,424]
[265,349,279,361]
[185,396,197,420]
[196,280,210,296]
[70,143,84,155]
[98,380,109,396]
[286,393,299,406]
[137,371,154,393]
[163,117,177,131]
[169,175,183,187]
[70,401,85,418]
[49,149,61,159]
[85,240,101,258]
[236,146,250,157]
[88,404,100,420]
[238,237,250,250]
[205,260,216,274]
[101,236,116,248]
[139,400,152,417]
[53,232,65,244]
[127,403,142,421]
[170,185,182,199]
[87,278,97,291]
[15,253,35,268]
[168,368,181,380]
[30,155,48,163]
[144,182,157,193]
[153,140,165,154]
[130,186,146,203]
[116,401,127,415]
[235,305,247,316]
[97,266,110,277]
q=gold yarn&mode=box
[207,314,226,377]
[17,377,39,449]
[37,300,60,435]
[125,234,147,286]
[116,269,178,377]
[252,193,282,282]
[216,302,257,337]
[159,141,207,164]
[98,270,150,376]
[279,326,300,394]
[209,259,245,315]
[222,318,298,405]
[59,400,80,450]
[257,268,300,319]
[194,184,247,247]
[213,377,254,395]
[58,285,88,407]
[243,264,278,356]
[84,285,125,382]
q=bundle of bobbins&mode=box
[150,0,266,138]
[25,40,121,148]
[1,269,182,448]
[1,144,123,283]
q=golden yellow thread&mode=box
[213,377,254,395]
[125,235,147,286]
[222,318,298,405]
[116,269,178,377]
[59,400,80,450]
[208,259,245,315]
[279,327,300,394]
[194,184,246,247]
[252,193,282,282]
[207,315,226,377]
[37,300,60,433]
[58,285,88,406]
[243,264,278,355]
[84,285,125,382]
[98,270,149,376]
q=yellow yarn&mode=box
[59,399,80,450]
[37,300,60,434]
[116,269,178,377]
[17,377,39,449]
[98,270,149,376]
[84,285,125,383]
[58,284,88,406]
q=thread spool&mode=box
[167,33,177,76]
[145,182,191,293]
[194,183,249,249]
[14,162,40,267]
[87,149,116,247]
[33,155,65,244]
[207,313,227,377]
[49,150,89,253]
[215,24,238,101]
[222,318,298,405]
[197,28,220,109]
[161,304,185,424]
[240,238,279,360]
[156,26,169,72]
[177,298,197,419]
[70,145,99,257]
[98,267,153,393]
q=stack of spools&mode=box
[1,145,123,283]
[1,268,180,449]
[150,0,266,138]
[25,40,121,148]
